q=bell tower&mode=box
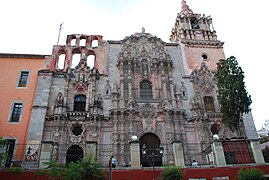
[170,0,225,74]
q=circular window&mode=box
[72,126,83,136]
[202,54,208,60]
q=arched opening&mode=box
[211,123,220,135]
[140,80,153,100]
[66,145,83,164]
[87,55,95,69]
[74,95,86,111]
[57,54,65,69]
[140,133,162,167]
[203,96,215,112]
[71,54,80,68]
[80,39,86,47]
[71,38,76,46]
[191,18,199,29]
[92,40,98,48]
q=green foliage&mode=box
[159,166,184,180]
[0,137,8,168]
[36,153,105,180]
[215,56,252,131]
[237,168,265,180]
[260,136,269,144]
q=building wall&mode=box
[24,1,261,167]
[0,54,46,157]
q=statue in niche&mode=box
[141,59,149,75]
[112,84,118,93]
[79,73,85,82]
[55,92,64,106]
[105,80,111,94]
[53,129,61,142]
[52,144,58,160]
[140,46,148,57]
[174,84,181,96]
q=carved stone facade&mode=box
[26,0,258,167]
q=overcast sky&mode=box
[1,0,268,129]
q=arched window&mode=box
[140,80,153,100]
[74,95,86,111]
[58,54,65,69]
[71,38,76,46]
[87,55,95,69]
[204,96,215,112]
[71,54,80,68]
[92,40,98,48]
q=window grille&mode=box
[11,103,22,122]
[18,71,29,87]
[140,80,153,100]
[74,95,86,111]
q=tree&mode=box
[0,137,8,167]
[159,166,184,180]
[215,56,252,131]
[36,153,105,180]
[237,168,265,180]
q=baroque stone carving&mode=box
[55,92,64,105]
[140,104,156,119]
[126,101,139,111]
[190,62,215,93]
[158,100,173,111]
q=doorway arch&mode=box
[66,145,83,164]
[140,133,162,167]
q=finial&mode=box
[180,0,193,16]
[142,27,145,33]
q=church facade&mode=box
[26,0,261,167]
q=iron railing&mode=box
[0,141,256,169]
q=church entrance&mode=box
[66,145,83,164]
[140,133,162,167]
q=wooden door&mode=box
[140,133,162,167]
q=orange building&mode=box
[0,53,46,167]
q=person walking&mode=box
[111,156,117,168]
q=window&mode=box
[191,18,199,29]
[202,54,208,60]
[18,71,29,87]
[140,80,153,100]
[203,96,215,112]
[73,95,86,111]
[58,54,65,69]
[87,55,95,69]
[92,40,98,48]
[71,54,80,68]
[10,103,23,122]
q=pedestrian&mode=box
[192,160,198,166]
[111,156,117,168]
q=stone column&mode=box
[249,139,265,164]
[128,80,132,99]
[86,141,97,157]
[130,141,141,168]
[172,141,185,167]
[211,140,226,166]
[27,72,53,166]
[162,82,167,99]
[39,143,53,168]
